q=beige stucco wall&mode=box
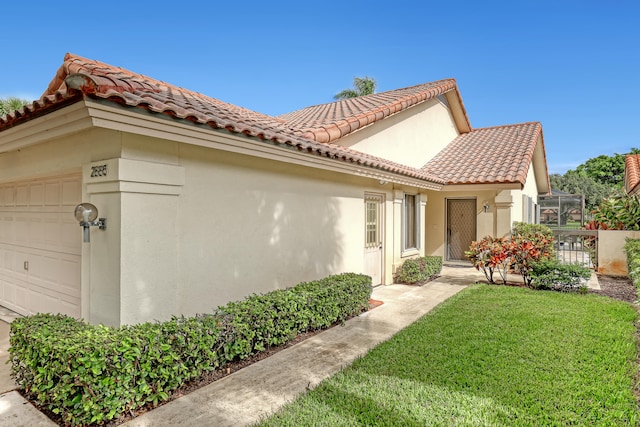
[335,98,459,169]
[174,143,369,316]
[597,230,640,276]
[510,163,539,225]
[2,124,429,325]
[0,104,550,325]
[425,190,497,259]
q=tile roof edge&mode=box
[297,79,461,143]
[420,121,547,188]
[4,52,447,187]
[625,154,640,193]
[469,121,542,132]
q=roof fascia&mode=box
[441,183,521,192]
[0,102,92,154]
[532,133,551,194]
[83,100,443,190]
[443,89,471,134]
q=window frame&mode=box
[402,193,420,254]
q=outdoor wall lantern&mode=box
[483,201,490,213]
[74,203,107,243]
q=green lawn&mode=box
[257,285,639,426]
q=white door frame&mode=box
[364,193,385,285]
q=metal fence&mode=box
[552,230,598,269]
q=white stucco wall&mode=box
[0,104,548,325]
[335,98,459,169]
[173,143,383,317]
[1,123,416,325]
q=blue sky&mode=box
[1,1,638,174]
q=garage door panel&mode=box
[62,180,81,207]
[15,185,29,207]
[44,182,60,206]
[0,276,79,317]
[0,174,81,317]
[0,187,13,206]
[1,213,80,254]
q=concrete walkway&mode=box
[0,265,555,426]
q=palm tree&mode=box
[334,76,377,100]
[0,97,29,116]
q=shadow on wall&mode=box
[182,181,346,314]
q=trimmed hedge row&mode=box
[395,256,442,284]
[10,273,372,426]
[624,238,640,288]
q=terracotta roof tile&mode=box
[278,80,468,143]
[0,53,445,185]
[422,122,543,186]
[625,154,640,194]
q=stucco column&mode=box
[83,158,184,326]
[419,193,428,256]
[494,190,514,237]
[392,189,404,274]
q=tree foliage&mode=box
[551,148,640,212]
[334,76,377,100]
[0,97,29,116]
[549,171,614,211]
[574,148,640,187]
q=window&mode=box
[403,194,419,251]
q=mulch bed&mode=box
[591,275,638,303]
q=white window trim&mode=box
[401,193,421,256]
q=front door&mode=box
[364,194,384,285]
[446,198,476,261]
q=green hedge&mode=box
[395,256,442,285]
[624,238,640,288]
[9,273,372,426]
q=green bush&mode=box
[624,238,640,288]
[10,273,372,426]
[529,259,591,292]
[512,222,556,258]
[395,256,442,284]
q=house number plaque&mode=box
[90,164,108,178]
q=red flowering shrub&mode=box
[510,233,554,286]
[466,231,555,287]
[465,236,512,284]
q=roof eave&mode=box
[443,88,472,134]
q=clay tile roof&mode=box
[423,122,543,186]
[624,154,640,194]
[278,80,465,143]
[0,53,445,186]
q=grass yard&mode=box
[257,285,639,426]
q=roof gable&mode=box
[422,122,549,189]
[278,80,471,143]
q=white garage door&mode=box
[0,174,82,317]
